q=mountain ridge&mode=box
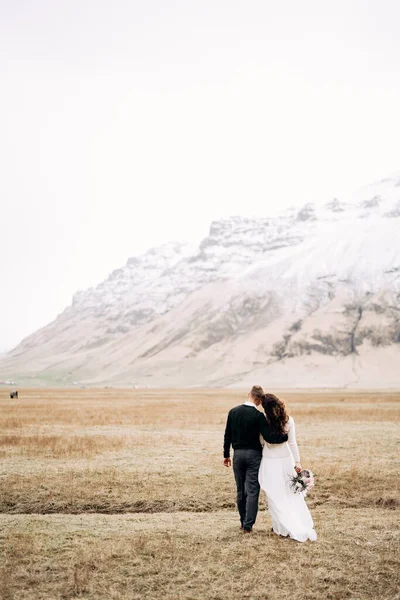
[2,174,400,387]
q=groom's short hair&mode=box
[250,385,265,400]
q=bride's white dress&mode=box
[259,416,317,542]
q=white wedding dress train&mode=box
[259,416,317,543]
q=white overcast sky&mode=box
[1,0,400,352]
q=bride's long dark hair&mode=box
[261,393,289,436]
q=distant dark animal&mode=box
[10,390,18,399]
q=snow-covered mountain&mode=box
[2,175,400,387]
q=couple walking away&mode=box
[223,385,317,543]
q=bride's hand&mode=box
[295,463,302,473]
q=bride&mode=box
[258,393,317,542]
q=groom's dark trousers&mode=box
[233,448,262,531]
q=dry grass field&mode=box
[0,388,399,600]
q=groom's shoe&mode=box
[243,528,252,534]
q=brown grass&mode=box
[0,388,399,599]
[0,433,127,458]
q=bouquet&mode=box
[290,469,315,495]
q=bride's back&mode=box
[262,416,293,458]
[260,393,293,459]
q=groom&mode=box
[223,385,288,532]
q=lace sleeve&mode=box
[287,417,300,463]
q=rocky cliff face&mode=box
[2,175,400,387]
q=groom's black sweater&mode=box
[224,405,288,458]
